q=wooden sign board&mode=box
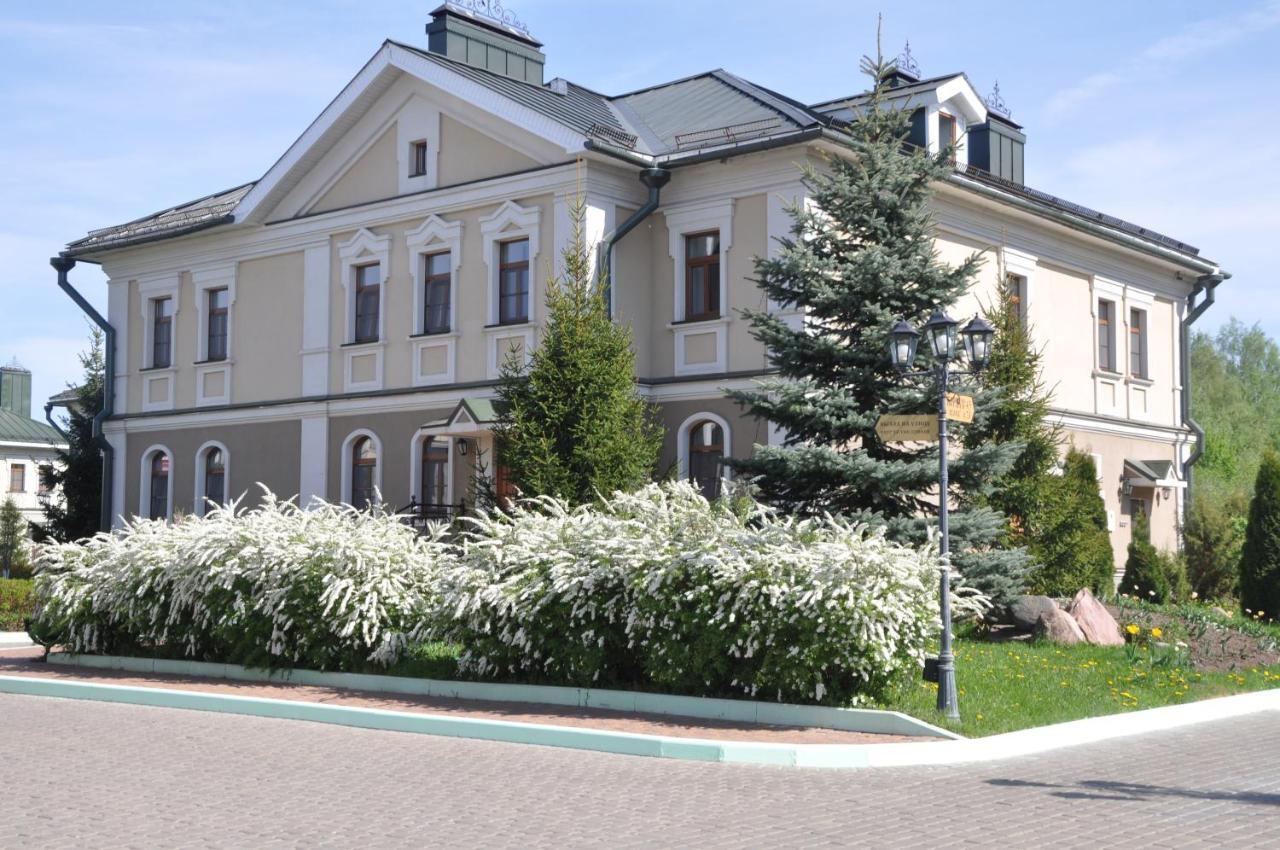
[875,414,938,443]
[945,393,975,424]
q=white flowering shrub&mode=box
[30,492,448,670]
[439,482,988,705]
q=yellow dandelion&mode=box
[1126,624,1140,635]
[1150,627,1163,639]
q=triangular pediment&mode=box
[238,42,587,224]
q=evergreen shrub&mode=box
[1121,513,1172,603]
[1240,449,1280,619]
[1025,450,1116,597]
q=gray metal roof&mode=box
[63,43,1209,267]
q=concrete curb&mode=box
[2,666,1277,769]
[0,632,33,647]
[46,652,956,740]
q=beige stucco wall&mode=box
[123,419,301,519]
[726,193,771,373]
[611,205,654,378]
[326,405,463,509]
[234,251,304,404]
[311,124,401,215]
[656,396,768,483]
[438,114,540,186]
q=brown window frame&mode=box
[353,263,381,344]
[148,453,169,520]
[207,287,229,362]
[422,251,452,334]
[687,420,726,500]
[498,239,530,325]
[203,448,226,509]
[151,297,173,369]
[1097,299,1116,372]
[410,140,428,177]
[684,231,721,322]
[350,437,377,510]
[1129,307,1148,379]
[8,463,25,494]
[420,437,450,507]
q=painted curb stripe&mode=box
[47,652,958,740]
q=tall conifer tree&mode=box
[726,42,1027,604]
[1240,449,1280,620]
[37,328,104,542]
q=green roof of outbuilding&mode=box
[0,409,65,446]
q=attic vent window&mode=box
[410,140,428,177]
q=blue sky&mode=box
[2,0,1277,412]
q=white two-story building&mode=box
[56,3,1226,569]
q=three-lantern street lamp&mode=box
[888,311,996,721]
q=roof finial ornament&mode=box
[984,81,1010,117]
[896,40,921,78]
[450,0,531,37]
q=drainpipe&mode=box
[1181,270,1228,504]
[51,256,115,533]
[596,166,671,318]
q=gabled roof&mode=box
[0,409,65,447]
[62,38,1215,271]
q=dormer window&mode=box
[410,140,428,177]
[938,112,957,162]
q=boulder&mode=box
[1068,588,1125,646]
[1007,595,1060,632]
[1034,608,1085,645]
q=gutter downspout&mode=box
[596,165,671,318]
[43,402,70,442]
[51,256,115,532]
[1181,270,1228,504]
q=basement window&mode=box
[410,140,428,177]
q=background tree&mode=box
[37,328,104,542]
[0,497,27,580]
[1239,449,1280,619]
[1025,450,1116,596]
[493,202,662,505]
[1183,493,1245,601]
[726,46,1027,606]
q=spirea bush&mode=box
[439,482,988,705]
[30,492,448,670]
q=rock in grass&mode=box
[1034,607,1085,645]
[1008,595,1060,632]
[1068,588,1125,646]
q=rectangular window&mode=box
[684,231,721,321]
[37,465,52,495]
[1097,299,1116,372]
[938,113,957,162]
[1129,308,1148,379]
[207,287,229,362]
[1006,273,1027,326]
[354,263,381,343]
[151,297,173,368]
[498,239,529,325]
[410,140,428,177]
[8,464,25,493]
[422,251,451,334]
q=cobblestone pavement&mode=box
[1,694,1276,849]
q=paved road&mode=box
[0,694,1277,849]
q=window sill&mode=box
[668,316,730,330]
[341,339,386,349]
[1126,375,1155,387]
[484,321,534,332]
[194,358,234,366]
[139,365,177,374]
[1092,369,1123,380]
[409,330,458,340]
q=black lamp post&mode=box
[889,312,995,721]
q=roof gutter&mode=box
[595,166,670,317]
[51,256,115,532]
[1181,270,1229,504]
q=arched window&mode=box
[204,448,225,509]
[421,437,449,509]
[687,419,725,500]
[350,436,378,510]
[148,452,170,520]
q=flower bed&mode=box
[0,578,34,631]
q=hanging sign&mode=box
[945,393,975,424]
[875,414,938,443]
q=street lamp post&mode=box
[888,311,995,721]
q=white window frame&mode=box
[1127,305,1150,381]
[139,444,174,521]
[340,428,383,507]
[406,215,463,334]
[666,201,734,376]
[192,264,236,407]
[396,94,441,194]
[409,433,453,507]
[193,440,230,518]
[338,229,391,393]
[138,274,181,370]
[675,411,733,490]
[480,199,541,327]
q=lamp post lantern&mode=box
[888,312,994,721]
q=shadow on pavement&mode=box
[986,777,1280,806]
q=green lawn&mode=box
[0,578,33,631]
[871,629,1280,737]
